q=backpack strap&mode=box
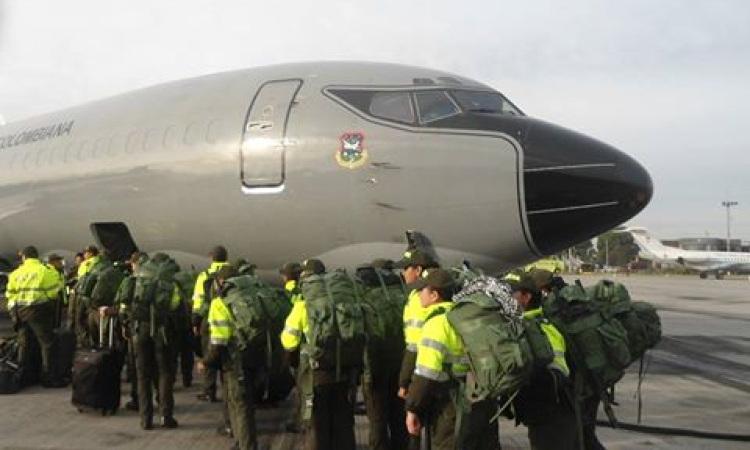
[423,305,447,324]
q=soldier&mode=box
[404,268,466,449]
[508,273,578,450]
[192,245,230,403]
[280,259,357,450]
[128,253,180,429]
[5,246,64,386]
[73,245,101,346]
[113,251,149,412]
[279,262,303,433]
[393,249,439,449]
[199,266,259,450]
[45,254,67,328]
[358,259,408,450]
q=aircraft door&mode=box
[241,79,302,191]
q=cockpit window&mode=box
[451,90,521,116]
[414,91,460,124]
[368,91,415,124]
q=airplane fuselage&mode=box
[0,62,652,274]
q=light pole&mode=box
[722,201,738,252]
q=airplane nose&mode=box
[520,119,653,255]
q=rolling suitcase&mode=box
[50,328,76,384]
[71,316,121,415]
[0,341,23,394]
[50,298,76,384]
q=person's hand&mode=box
[196,359,205,374]
[406,411,422,436]
[397,387,408,399]
[99,306,113,317]
[192,326,200,336]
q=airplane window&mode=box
[414,91,460,124]
[369,92,415,124]
[451,90,522,116]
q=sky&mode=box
[1,0,749,241]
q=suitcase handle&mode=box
[98,315,114,349]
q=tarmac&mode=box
[1,274,749,450]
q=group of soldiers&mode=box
[4,243,609,450]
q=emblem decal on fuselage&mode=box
[336,132,368,169]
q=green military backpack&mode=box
[543,283,632,400]
[300,270,366,376]
[132,258,179,325]
[76,260,125,308]
[221,275,291,355]
[447,276,554,402]
[588,279,662,363]
[356,267,407,348]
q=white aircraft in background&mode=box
[621,227,750,279]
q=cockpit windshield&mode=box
[451,90,522,116]
[326,87,523,128]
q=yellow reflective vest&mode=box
[280,300,309,351]
[403,289,425,352]
[414,302,470,382]
[6,258,63,309]
[77,256,100,278]
[192,261,230,316]
[208,295,233,347]
[524,308,569,376]
[284,280,302,304]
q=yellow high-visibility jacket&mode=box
[6,258,63,309]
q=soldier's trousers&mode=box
[134,325,177,424]
[17,302,54,378]
[74,299,91,347]
[307,381,356,450]
[224,364,258,450]
[426,395,458,450]
[527,406,579,450]
[200,321,218,397]
[363,377,408,450]
[581,396,606,450]
[460,398,501,450]
[177,328,194,386]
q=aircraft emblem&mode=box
[336,132,368,169]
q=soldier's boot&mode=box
[161,416,179,429]
[141,415,153,430]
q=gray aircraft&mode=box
[0,62,652,274]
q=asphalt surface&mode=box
[0,274,749,449]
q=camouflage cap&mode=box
[301,258,326,277]
[394,249,438,269]
[82,245,99,255]
[370,258,394,270]
[504,272,538,294]
[529,268,554,290]
[46,253,63,262]
[410,268,456,291]
[279,262,303,278]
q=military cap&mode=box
[504,272,538,293]
[301,259,326,277]
[394,249,438,269]
[410,268,456,291]
[529,268,554,290]
[209,245,228,262]
[279,262,303,278]
[370,258,394,270]
[82,245,99,256]
[46,253,63,262]
[128,251,149,265]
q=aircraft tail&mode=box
[614,226,678,260]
